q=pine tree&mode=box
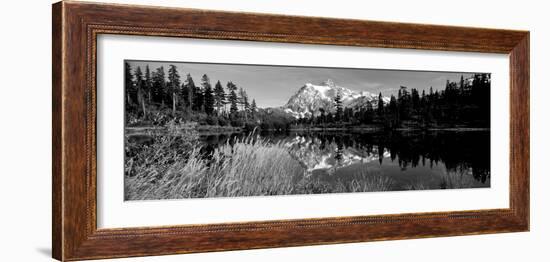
[364,100,374,123]
[398,86,410,120]
[213,80,225,113]
[181,75,190,110]
[134,66,143,84]
[227,81,239,116]
[152,66,166,106]
[144,65,152,103]
[192,78,204,112]
[202,74,215,115]
[411,88,420,113]
[250,99,257,118]
[167,65,181,115]
[459,75,465,93]
[377,92,384,118]
[204,86,214,115]
[420,89,431,126]
[183,74,195,110]
[239,88,249,122]
[124,62,135,109]
[334,91,343,121]
[318,108,326,126]
[134,66,147,116]
[421,90,426,108]
[389,95,398,127]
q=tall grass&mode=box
[125,130,306,200]
[404,167,482,190]
[336,173,395,192]
[125,127,397,200]
[439,168,480,189]
[203,136,307,197]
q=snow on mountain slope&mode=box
[283,79,390,118]
[284,135,391,175]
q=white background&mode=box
[98,35,509,228]
[0,0,547,261]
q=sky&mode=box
[127,60,487,108]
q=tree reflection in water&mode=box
[201,130,490,191]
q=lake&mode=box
[200,129,491,191]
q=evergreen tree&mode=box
[227,81,239,116]
[183,74,195,110]
[134,66,143,84]
[377,92,385,118]
[181,75,189,110]
[239,88,249,122]
[334,91,343,121]
[318,108,326,126]
[420,90,427,107]
[420,89,433,126]
[203,86,214,115]
[134,66,147,116]
[144,65,152,103]
[471,73,490,124]
[250,99,257,118]
[167,65,181,115]
[411,88,420,113]
[124,62,135,109]
[152,66,166,106]
[398,86,411,120]
[364,100,374,123]
[459,75,465,93]
[213,80,225,113]
[388,95,398,127]
[192,78,204,112]
[202,74,215,115]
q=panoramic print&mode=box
[123,60,491,200]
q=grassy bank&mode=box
[124,127,395,200]
[126,121,243,136]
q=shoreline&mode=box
[288,127,489,132]
[126,125,489,136]
[125,125,242,136]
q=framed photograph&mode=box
[52,1,529,261]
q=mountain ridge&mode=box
[282,79,390,118]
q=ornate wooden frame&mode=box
[52,1,530,261]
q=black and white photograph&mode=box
[124,60,491,200]
[2,0,544,261]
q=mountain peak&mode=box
[320,79,336,88]
[283,80,390,118]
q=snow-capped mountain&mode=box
[284,135,391,175]
[283,79,390,118]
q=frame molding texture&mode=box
[52,1,529,261]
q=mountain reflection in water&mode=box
[201,130,490,191]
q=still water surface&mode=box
[200,130,491,191]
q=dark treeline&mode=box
[296,73,491,129]
[125,62,263,128]
[126,62,490,131]
[334,130,490,184]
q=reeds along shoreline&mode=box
[124,126,397,200]
[124,124,484,200]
